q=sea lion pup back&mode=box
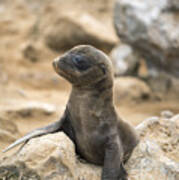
[3,45,139,180]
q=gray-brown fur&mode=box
[3,45,139,180]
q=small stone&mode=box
[21,42,39,62]
[161,110,174,119]
[170,114,179,123]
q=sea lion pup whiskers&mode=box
[3,45,139,180]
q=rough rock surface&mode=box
[114,77,151,104]
[114,0,179,78]
[1,112,178,180]
[110,44,140,76]
[0,133,101,180]
[129,113,179,180]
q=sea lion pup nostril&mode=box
[3,45,139,180]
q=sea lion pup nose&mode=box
[3,45,139,180]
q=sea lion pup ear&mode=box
[2,118,64,153]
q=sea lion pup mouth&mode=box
[52,45,114,89]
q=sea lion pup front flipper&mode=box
[2,112,67,153]
[102,136,128,180]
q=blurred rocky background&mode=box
[0,0,178,179]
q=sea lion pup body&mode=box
[3,45,139,180]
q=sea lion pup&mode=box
[3,45,139,180]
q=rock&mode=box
[32,0,117,53]
[144,72,173,94]
[167,0,179,10]
[21,42,39,62]
[0,117,19,134]
[128,114,179,180]
[1,113,179,179]
[0,117,19,143]
[0,132,101,180]
[0,129,18,144]
[170,114,179,123]
[43,13,117,53]
[126,140,179,180]
[0,163,42,180]
[5,101,56,118]
[114,77,151,104]
[136,116,160,137]
[136,114,179,162]
[114,0,179,78]
[110,44,140,76]
[161,110,174,119]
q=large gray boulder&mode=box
[114,0,179,77]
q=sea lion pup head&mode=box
[53,45,113,89]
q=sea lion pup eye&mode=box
[72,55,90,71]
[3,45,139,180]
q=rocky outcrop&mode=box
[1,112,178,179]
[114,77,151,104]
[114,0,179,78]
